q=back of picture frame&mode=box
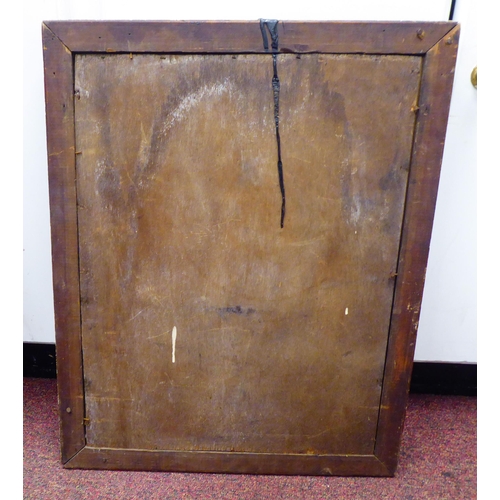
[43,20,459,476]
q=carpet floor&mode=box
[23,378,476,499]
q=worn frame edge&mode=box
[43,20,457,55]
[42,20,459,474]
[64,447,390,476]
[373,24,461,474]
[42,22,86,464]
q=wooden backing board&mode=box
[42,21,459,476]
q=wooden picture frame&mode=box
[43,20,459,476]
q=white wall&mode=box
[24,0,476,363]
[414,0,477,362]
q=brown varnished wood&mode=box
[42,23,85,462]
[43,20,456,55]
[41,21,460,476]
[67,447,389,476]
[374,25,460,473]
[74,52,419,458]
[278,21,456,54]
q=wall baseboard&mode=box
[23,343,476,396]
[23,342,57,379]
[410,361,476,396]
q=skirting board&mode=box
[23,342,476,396]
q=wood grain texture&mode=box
[43,20,456,55]
[42,24,85,462]
[67,447,389,476]
[374,25,460,473]
[74,53,419,458]
[41,21,460,476]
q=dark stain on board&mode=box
[217,306,256,316]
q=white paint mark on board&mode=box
[162,78,235,134]
[172,326,177,363]
[345,307,349,316]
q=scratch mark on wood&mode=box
[126,309,145,323]
[49,150,65,157]
[289,237,327,247]
[49,146,74,157]
[86,396,134,402]
[146,332,166,340]
[201,327,252,333]
[163,371,174,386]
[287,155,312,165]
[305,428,333,439]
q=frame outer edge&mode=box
[42,23,86,463]
[278,21,457,54]
[374,25,460,473]
[65,447,390,476]
[42,20,456,54]
[41,20,460,474]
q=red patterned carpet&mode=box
[23,378,476,499]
